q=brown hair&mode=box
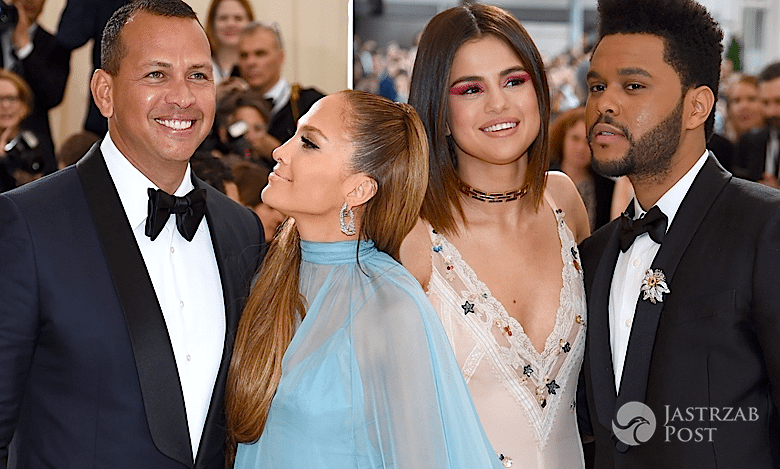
[225,90,429,462]
[549,106,585,167]
[726,74,758,109]
[205,0,255,55]
[408,3,551,235]
[0,69,33,121]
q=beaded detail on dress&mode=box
[426,196,587,454]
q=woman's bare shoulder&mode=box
[399,218,433,290]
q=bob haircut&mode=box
[409,3,551,235]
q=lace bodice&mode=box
[425,193,587,468]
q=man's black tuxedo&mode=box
[578,154,780,468]
[735,127,773,181]
[267,87,324,145]
[0,145,265,468]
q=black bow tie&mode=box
[619,205,668,252]
[145,188,207,242]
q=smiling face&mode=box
[262,93,356,226]
[0,79,25,132]
[212,0,250,48]
[446,35,540,169]
[586,33,684,179]
[96,12,215,184]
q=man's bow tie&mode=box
[619,205,668,252]
[145,188,207,242]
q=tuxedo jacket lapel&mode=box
[76,147,193,467]
[616,154,730,420]
[587,221,622,431]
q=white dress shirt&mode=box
[263,77,291,116]
[765,128,779,177]
[609,150,708,392]
[101,134,226,459]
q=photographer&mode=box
[205,88,279,170]
[0,69,45,192]
[0,0,69,176]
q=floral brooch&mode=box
[641,268,670,304]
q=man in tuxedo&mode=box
[237,21,324,159]
[3,0,69,175]
[579,0,780,467]
[735,62,780,187]
[0,1,265,467]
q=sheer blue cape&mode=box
[234,240,502,468]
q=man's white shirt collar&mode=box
[101,131,195,232]
[263,77,290,115]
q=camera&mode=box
[227,120,253,159]
[0,1,18,33]
[5,130,44,174]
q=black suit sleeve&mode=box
[21,29,70,111]
[0,194,40,463]
[752,202,780,410]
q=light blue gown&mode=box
[234,240,503,469]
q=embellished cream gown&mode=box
[425,192,587,468]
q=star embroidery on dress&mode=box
[570,247,581,272]
[523,364,533,376]
[641,268,671,304]
[546,380,560,395]
[461,300,475,315]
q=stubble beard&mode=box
[590,99,684,182]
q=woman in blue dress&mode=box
[225,89,503,469]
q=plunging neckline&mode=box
[431,197,569,358]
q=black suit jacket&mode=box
[578,154,780,468]
[0,145,265,468]
[267,87,325,144]
[735,127,772,181]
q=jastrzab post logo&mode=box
[612,401,657,446]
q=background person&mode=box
[0,69,47,191]
[237,21,324,151]
[550,106,616,231]
[204,0,253,84]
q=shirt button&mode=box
[170,246,175,254]
[625,319,632,328]
[632,258,640,267]
[179,300,184,308]
[186,354,191,361]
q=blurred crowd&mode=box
[5,1,780,240]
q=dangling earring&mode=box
[340,202,356,236]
